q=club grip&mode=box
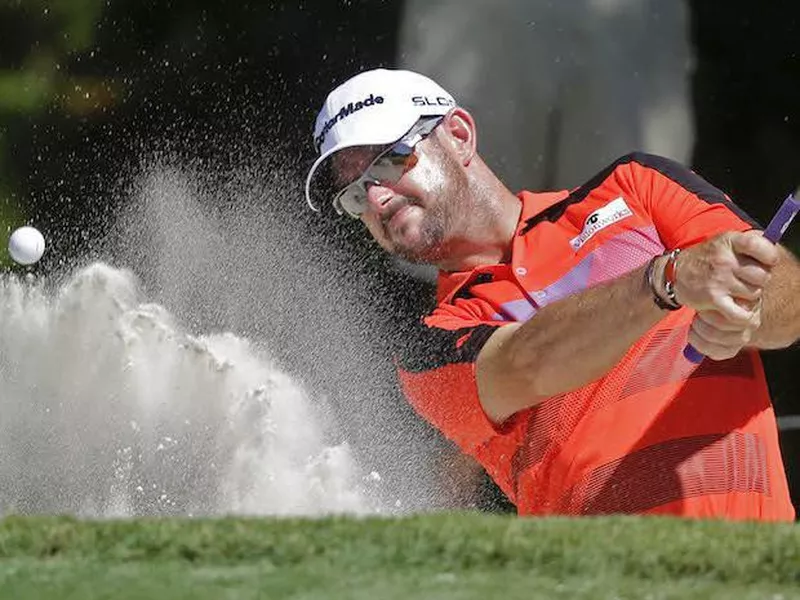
[762,192,800,242]
[683,190,800,364]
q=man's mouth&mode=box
[382,199,414,229]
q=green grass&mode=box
[0,513,797,599]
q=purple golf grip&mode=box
[683,190,800,363]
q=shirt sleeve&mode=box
[394,302,509,453]
[616,153,760,248]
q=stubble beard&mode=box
[392,209,447,265]
[389,145,465,265]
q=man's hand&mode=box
[688,303,762,360]
[675,231,779,360]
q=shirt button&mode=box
[515,266,528,276]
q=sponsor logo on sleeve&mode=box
[569,197,633,251]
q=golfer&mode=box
[305,69,799,520]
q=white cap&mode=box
[304,68,456,211]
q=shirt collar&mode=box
[435,190,570,303]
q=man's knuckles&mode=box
[731,231,780,265]
[735,262,772,287]
[696,310,745,331]
[692,319,753,345]
[687,333,740,361]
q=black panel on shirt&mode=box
[521,152,760,235]
[397,320,498,373]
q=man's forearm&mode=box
[752,246,800,349]
[502,261,666,398]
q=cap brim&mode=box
[304,145,346,212]
[304,118,428,213]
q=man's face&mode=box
[331,131,466,264]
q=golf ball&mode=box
[8,226,46,265]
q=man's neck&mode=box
[435,188,522,273]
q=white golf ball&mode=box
[8,226,46,265]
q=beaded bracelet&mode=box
[663,248,682,308]
[644,252,682,311]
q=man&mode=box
[304,68,800,520]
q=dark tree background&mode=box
[1,0,798,511]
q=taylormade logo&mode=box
[570,197,633,251]
[315,93,384,149]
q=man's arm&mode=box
[753,246,800,348]
[476,260,665,424]
[476,231,775,424]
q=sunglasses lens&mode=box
[368,144,414,183]
[335,184,368,217]
[329,137,424,218]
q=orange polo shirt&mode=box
[396,153,794,521]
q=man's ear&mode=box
[439,107,477,166]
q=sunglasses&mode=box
[332,117,443,218]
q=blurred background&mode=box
[0,0,798,515]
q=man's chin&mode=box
[386,218,445,265]
[391,238,443,265]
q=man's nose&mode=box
[364,182,395,214]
